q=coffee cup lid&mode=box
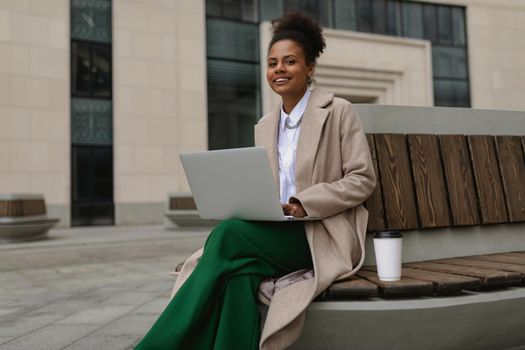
[373,231,402,238]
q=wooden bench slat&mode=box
[0,200,22,216]
[169,197,197,210]
[325,276,379,300]
[439,135,480,226]
[408,134,451,228]
[468,135,508,224]
[364,266,480,295]
[365,135,386,232]
[0,199,46,217]
[21,199,46,216]
[356,269,433,297]
[375,134,419,230]
[432,257,525,279]
[495,136,525,222]
[505,252,525,258]
[467,253,525,266]
[405,261,522,287]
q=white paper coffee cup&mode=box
[373,231,403,281]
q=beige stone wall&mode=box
[418,0,525,111]
[0,1,69,223]
[260,22,433,114]
[113,0,206,224]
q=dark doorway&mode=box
[71,145,114,226]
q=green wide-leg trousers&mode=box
[135,219,313,350]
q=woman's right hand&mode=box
[282,203,307,217]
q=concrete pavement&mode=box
[0,224,210,349]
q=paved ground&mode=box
[0,224,211,350]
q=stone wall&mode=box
[113,0,207,224]
[0,0,69,226]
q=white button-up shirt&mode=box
[278,89,311,203]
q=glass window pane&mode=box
[452,7,466,46]
[334,0,357,31]
[94,181,113,201]
[73,147,92,184]
[357,0,372,33]
[72,146,113,201]
[72,147,93,202]
[437,6,452,44]
[206,0,223,17]
[260,0,284,21]
[94,147,112,181]
[284,0,319,22]
[207,59,260,149]
[74,182,93,202]
[423,4,438,42]
[71,42,91,96]
[207,19,259,62]
[386,1,401,36]
[92,44,112,98]
[402,2,423,39]
[372,0,386,34]
[241,0,258,22]
[432,46,468,79]
[222,0,242,20]
[434,79,470,107]
[71,0,111,43]
[319,0,333,28]
[71,98,113,145]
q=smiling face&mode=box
[266,39,314,105]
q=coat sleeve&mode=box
[290,103,377,219]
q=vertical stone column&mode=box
[113,0,207,225]
[0,1,70,226]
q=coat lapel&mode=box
[255,105,280,187]
[295,89,333,192]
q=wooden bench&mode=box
[0,194,60,242]
[172,105,525,349]
[290,105,525,350]
[165,192,214,227]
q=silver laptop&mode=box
[180,147,318,221]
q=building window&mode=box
[71,0,112,43]
[71,41,112,99]
[206,0,471,150]
[70,0,114,226]
[208,59,260,149]
[206,12,261,150]
[71,146,114,226]
[71,98,112,145]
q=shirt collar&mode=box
[279,89,311,130]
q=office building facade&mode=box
[0,0,524,226]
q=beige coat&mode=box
[172,88,376,349]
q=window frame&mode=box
[71,39,113,100]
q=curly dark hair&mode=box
[269,12,326,65]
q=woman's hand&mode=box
[282,203,307,217]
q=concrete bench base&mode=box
[286,288,525,350]
[165,210,215,227]
[0,216,60,242]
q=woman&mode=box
[136,12,376,350]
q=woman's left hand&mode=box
[282,203,307,217]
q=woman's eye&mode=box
[268,62,276,67]
[286,60,295,65]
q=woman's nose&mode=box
[275,62,285,73]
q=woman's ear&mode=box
[308,64,315,78]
